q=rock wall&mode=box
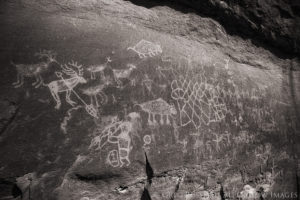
[0,0,299,200]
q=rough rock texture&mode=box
[129,0,300,58]
[0,0,299,200]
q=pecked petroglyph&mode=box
[45,60,86,109]
[112,64,136,85]
[60,105,82,134]
[81,81,110,108]
[127,40,162,58]
[135,98,177,125]
[86,57,112,80]
[171,75,228,129]
[12,50,57,88]
[89,112,141,167]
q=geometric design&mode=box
[171,75,227,130]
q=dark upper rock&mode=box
[128,0,300,58]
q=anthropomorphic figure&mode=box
[89,112,142,167]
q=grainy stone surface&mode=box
[0,0,299,200]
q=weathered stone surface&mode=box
[0,0,299,200]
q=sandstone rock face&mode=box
[0,0,299,200]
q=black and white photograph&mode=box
[0,0,299,199]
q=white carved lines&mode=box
[135,98,177,125]
[106,150,120,167]
[171,75,227,129]
[47,60,99,118]
[142,134,152,152]
[12,50,57,88]
[81,82,109,109]
[89,113,141,167]
[86,57,112,80]
[211,133,225,152]
[46,60,86,109]
[127,40,162,58]
[60,106,82,134]
[142,74,155,97]
[112,64,136,86]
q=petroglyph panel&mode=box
[136,98,177,125]
[12,50,57,88]
[86,57,112,80]
[7,34,298,200]
[89,112,141,167]
[171,75,228,129]
[47,60,86,109]
[127,40,162,58]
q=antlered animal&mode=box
[45,61,87,109]
[12,50,57,88]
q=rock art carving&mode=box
[233,131,254,144]
[142,135,152,152]
[172,122,188,153]
[81,81,110,108]
[127,39,162,58]
[193,136,204,155]
[156,65,173,81]
[205,141,213,155]
[135,98,177,125]
[211,133,225,152]
[143,135,151,145]
[171,75,227,129]
[106,150,120,167]
[142,74,155,97]
[60,105,81,134]
[223,131,231,146]
[86,57,112,80]
[89,112,141,167]
[112,64,136,85]
[46,60,86,109]
[46,60,98,118]
[12,50,57,88]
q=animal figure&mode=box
[45,61,87,109]
[81,80,111,108]
[136,98,177,125]
[127,40,162,58]
[12,50,56,88]
[112,64,136,85]
[86,57,112,80]
[89,112,141,167]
